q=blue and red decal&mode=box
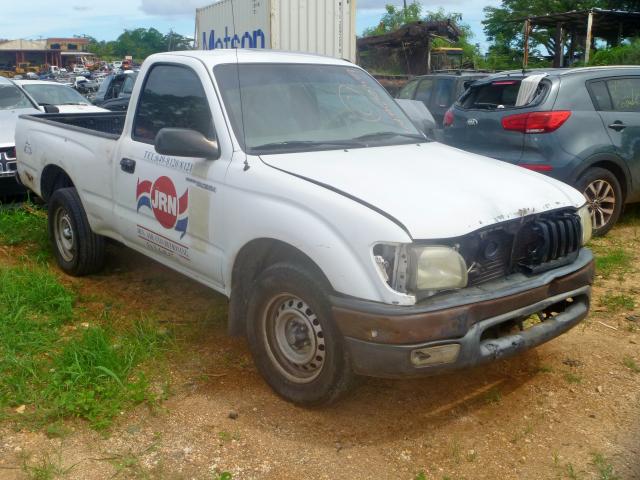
[136,176,188,239]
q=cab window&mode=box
[133,64,214,143]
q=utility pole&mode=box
[403,0,408,23]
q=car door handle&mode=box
[120,157,136,174]
[608,122,627,132]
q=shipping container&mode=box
[195,0,356,62]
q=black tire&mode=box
[245,262,353,405]
[48,187,105,276]
[575,167,623,237]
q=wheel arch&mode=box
[227,238,333,337]
[573,155,630,203]
[40,164,75,202]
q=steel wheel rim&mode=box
[584,179,616,230]
[54,207,75,262]
[262,294,325,384]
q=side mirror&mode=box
[155,128,220,159]
[42,104,60,114]
[395,99,437,137]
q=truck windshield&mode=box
[0,83,35,110]
[214,63,423,154]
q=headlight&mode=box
[408,245,468,292]
[577,204,592,245]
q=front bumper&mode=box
[332,249,594,378]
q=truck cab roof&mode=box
[149,49,352,69]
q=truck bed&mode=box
[21,112,126,139]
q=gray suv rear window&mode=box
[457,79,548,110]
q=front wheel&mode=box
[48,187,105,276]
[576,167,623,237]
[245,263,353,405]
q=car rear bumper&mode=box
[332,249,594,378]
[0,174,27,197]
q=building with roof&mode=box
[517,8,640,68]
[0,37,94,71]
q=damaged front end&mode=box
[373,206,591,301]
[338,206,594,378]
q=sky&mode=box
[0,0,502,51]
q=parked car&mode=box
[100,72,137,111]
[0,77,39,196]
[397,72,488,128]
[14,80,108,113]
[73,76,99,94]
[93,71,135,106]
[442,66,640,236]
[16,50,594,405]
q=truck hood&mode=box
[0,107,40,148]
[261,142,585,239]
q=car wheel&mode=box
[246,262,353,405]
[576,167,623,237]
[48,187,105,276]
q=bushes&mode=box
[590,38,640,66]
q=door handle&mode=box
[608,121,627,132]
[120,157,136,174]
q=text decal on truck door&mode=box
[136,176,189,239]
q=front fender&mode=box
[221,160,415,305]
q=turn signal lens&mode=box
[578,204,593,245]
[502,111,571,134]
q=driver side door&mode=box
[113,60,231,289]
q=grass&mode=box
[0,202,50,260]
[591,453,620,480]
[591,246,632,280]
[20,450,77,480]
[483,387,502,404]
[599,293,635,312]
[622,355,640,373]
[563,372,583,384]
[0,265,169,430]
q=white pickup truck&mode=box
[16,50,595,405]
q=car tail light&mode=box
[502,111,571,134]
[443,108,454,128]
[520,163,553,172]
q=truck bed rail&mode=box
[21,112,126,139]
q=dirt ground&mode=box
[1,219,639,479]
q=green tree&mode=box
[84,29,193,62]
[362,2,422,36]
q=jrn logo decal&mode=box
[136,176,188,239]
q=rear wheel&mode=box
[245,262,353,405]
[48,187,105,276]
[576,167,622,237]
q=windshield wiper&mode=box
[60,102,87,105]
[353,131,427,142]
[250,140,366,152]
